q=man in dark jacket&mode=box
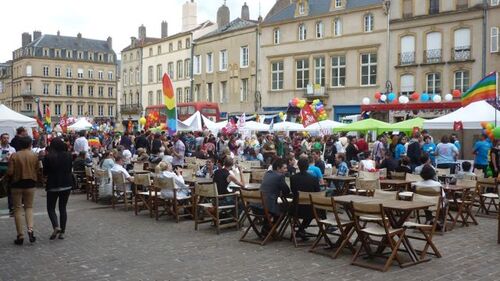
[407,133,422,171]
[134,131,149,151]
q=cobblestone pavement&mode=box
[0,190,499,281]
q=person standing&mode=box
[490,139,500,178]
[73,131,89,155]
[372,135,386,165]
[422,136,437,166]
[0,133,16,216]
[435,135,459,174]
[407,133,422,171]
[345,136,359,165]
[473,134,492,177]
[7,136,41,245]
[171,135,186,168]
[394,136,407,161]
[355,133,369,154]
[43,138,73,240]
[9,127,28,152]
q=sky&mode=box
[0,0,274,62]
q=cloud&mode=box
[0,0,274,62]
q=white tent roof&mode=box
[304,120,345,131]
[202,115,227,132]
[240,121,270,131]
[423,100,500,130]
[0,104,37,127]
[68,118,93,131]
[177,111,203,131]
[271,121,305,131]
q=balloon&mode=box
[362,97,370,105]
[444,94,453,101]
[493,127,500,139]
[380,94,387,102]
[387,92,396,102]
[421,93,430,102]
[410,92,420,100]
[481,122,489,129]
[398,96,406,104]
[374,92,382,99]
[432,95,442,103]
[486,123,493,130]
[139,117,147,125]
[313,99,320,105]
[452,89,461,98]
[392,99,399,104]
[297,100,306,109]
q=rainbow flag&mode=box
[162,73,176,135]
[35,99,44,129]
[462,72,497,107]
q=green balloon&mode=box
[493,127,500,139]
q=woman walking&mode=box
[7,136,41,245]
[43,138,73,240]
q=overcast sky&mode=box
[0,0,274,62]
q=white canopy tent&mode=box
[239,121,270,131]
[68,118,93,131]
[177,111,203,131]
[271,121,305,131]
[0,104,37,138]
[303,120,345,131]
[423,101,500,130]
[201,115,227,132]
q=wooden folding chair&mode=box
[390,171,406,180]
[289,191,324,247]
[450,182,478,227]
[93,168,110,203]
[249,160,262,168]
[84,166,96,201]
[373,190,398,200]
[111,171,133,211]
[309,195,355,259]
[186,163,199,172]
[379,168,387,179]
[406,173,423,183]
[476,178,499,215]
[133,173,153,217]
[404,193,442,259]
[239,188,284,245]
[358,170,380,180]
[152,176,193,222]
[350,178,380,196]
[239,161,252,171]
[351,202,406,272]
[250,170,266,183]
[194,183,239,234]
[436,168,451,176]
[185,157,197,165]
[133,162,146,172]
[182,168,194,179]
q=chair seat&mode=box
[403,221,433,229]
[319,218,352,227]
[362,225,402,236]
[360,215,385,222]
[137,191,152,196]
[399,191,414,197]
[198,203,213,208]
[481,193,499,199]
[456,199,473,204]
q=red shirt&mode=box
[356,139,369,153]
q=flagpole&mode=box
[496,71,499,127]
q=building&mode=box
[11,31,117,121]
[260,0,388,121]
[193,2,259,116]
[487,0,500,73]
[0,61,12,108]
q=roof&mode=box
[122,37,161,52]
[264,0,383,24]
[198,18,258,41]
[27,34,114,53]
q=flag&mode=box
[44,106,51,126]
[461,72,497,107]
[269,118,274,131]
[300,104,318,127]
[60,113,68,133]
[162,73,176,135]
[35,99,44,129]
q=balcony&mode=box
[398,52,416,65]
[20,90,35,98]
[424,49,442,64]
[120,104,143,115]
[452,46,471,61]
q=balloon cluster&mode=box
[372,90,459,105]
[145,111,160,129]
[373,92,402,104]
[289,98,327,121]
[150,123,167,133]
[139,116,147,126]
[481,122,500,141]
[278,112,286,121]
[289,98,307,109]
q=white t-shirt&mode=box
[74,137,89,154]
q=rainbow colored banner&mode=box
[461,72,497,107]
[162,73,176,135]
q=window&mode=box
[240,46,249,68]
[77,105,84,116]
[66,85,72,96]
[400,35,416,65]
[178,40,182,50]
[55,67,61,77]
[98,86,104,97]
[176,88,183,103]
[88,69,94,79]
[220,81,228,103]
[157,45,162,55]
[43,49,49,57]
[206,53,213,73]
[66,67,72,78]
[43,83,49,95]
[148,91,153,105]
[314,57,325,87]
[66,104,72,116]
[88,86,94,97]
[55,84,61,95]
[55,104,61,116]
[108,87,113,97]
[186,38,191,48]
[299,2,305,14]
[271,61,284,91]
[55,50,60,58]
[98,105,104,116]
[168,62,174,78]
[66,50,73,59]
[491,27,499,53]
[240,79,248,102]
[43,104,49,114]
[177,60,183,79]
[98,71,103,80]
[148,66,153,83]
[194,84,201,101]
[185,59,191,78]
[43,66,49,76]
[219,50,228,71]
[361,53,377,86]
[78,52,83,59]
[108,105,114,116]
[157,64,163,82]
[77,68,83,78]
[333,18,342,36]
[316,21,324,39]
[88,104,94,116]
[108,71,113,80]
[457,0,468,8]
[135,70,140,85]
[454,28,471,60]
[135,92,139,104]
[149,48,153,57]
[88,52,94,61]
[157,90,162,104]
[429,0,439,14]
[426,72,441,94]
[184,88,191,103]
[403,0,413,18]
[26,65,32,76]
[25,103,32,111]
[364,14,374,32]
[335,0,342,8]
[77,85,83,96]
[426,32,442,63]
[296,59,309,89]
[298,24,307,41]
[400,74,415,95]
[331,55,346,87]
[273,28,280,44]
[98,54,104,61]
[492,0,500,5]
[454,70,470,92]
[194,55,201,74]
[207,83,213,102]
[169,43,173,52]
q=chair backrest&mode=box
[187,163,199,172]
[358,170,380,180]
[195,183,218,197]
[195,159,206,168]
[412,193,441,212]
[182,169,194,179]
[242,172,251,184]
[356,178,381,191]
[134,173,151,187]
[414,186,441,196]
[251,170,266,183]
[461,174,477,180]
[406,173,423,182]
[379,168,387,179]
[249,160,262,168]
[297,191,324,205]
[436,168,451,176]
[111,171,126,186]
[239,188,263,205]
[324,166,333,177]
[185,157,197,164]
[85,166,93,178]
[373,190,397,200]
[153,176,175,191]
[95,168,109,179]
[456,179,477,188]
[390,171,406,180]
[133,162,145,172]
[352,202,384,221]
[474,168,484,179]
[239,161,252,171]
[309,194,334,212]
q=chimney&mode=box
[57,30,60,36]
[33,31,42,41]
[21,32,32,47]
[217,3,230,29]
[161,21,168,38]
[241,2,250,20]
[182,0,198,32]
[107,36,113,49]
[138,25,146,41]
[131,37,137,47]
[77,33,82,39]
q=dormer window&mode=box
[43,48,49,57]
[55,49,61,57]
[88,52,94,61]
[335,0,342,8]
[78,51,83,59]
[299,3,305,15]
[98,53,103,61]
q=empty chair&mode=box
[194,183,238,234]
[111,171,133,211]
[406,173,423,183]
[373,190,397,200]
[133,173,153,217]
